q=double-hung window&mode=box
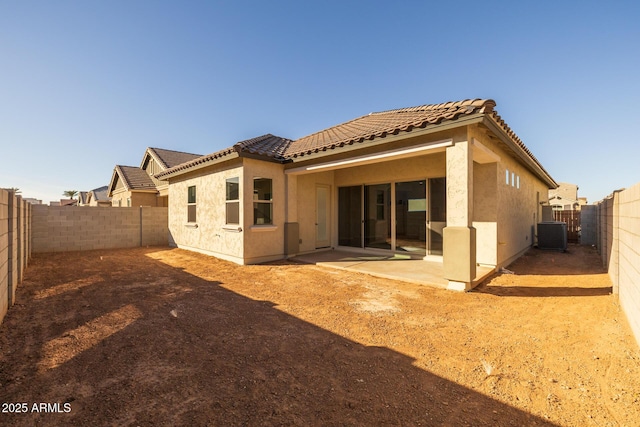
[253,178,272,225]
[226,177,240,224]
[187,185,197,223]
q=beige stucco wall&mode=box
[167,158,288,264]
[473,162,498,266]
[168,159,246,263]
[467,126,550,268]
[242,158,286,263]
[294,171,335,253]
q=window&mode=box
[226,177,240,224]
[127,198,131,207]
[187,185,196,223]
[506,169,510,185]
[253,178,272,225]
[516,175,520,189]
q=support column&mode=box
[284,174,299,255]
[443,140,476,291]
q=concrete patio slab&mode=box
[292,250,495,289]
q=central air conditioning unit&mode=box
[537,221,567,251]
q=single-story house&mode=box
[156,99,557,291]
[87,186,112,207]
[108,147,201,207]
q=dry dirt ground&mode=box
[1,245,639,426]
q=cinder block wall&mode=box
[31,206,168,253]
[580,205,597,245]
[596,182,640,347]
[0,190,9,324]
[0,190,32,324]
[616,183,640,347]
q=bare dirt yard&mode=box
[1,245,639,426]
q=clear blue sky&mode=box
[1,0,638,204]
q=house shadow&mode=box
[475,284,613,297]
[1,248,557,426]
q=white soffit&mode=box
[472,138,501,164]
[285,139,453,175]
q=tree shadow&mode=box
[1,248,557,426]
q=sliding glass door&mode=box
[364,184,391,250]
[395,181,426,253]
[338,186,362,247]
[428,178,446,255]
[338,178,445,255]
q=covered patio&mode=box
[292,249,495,289]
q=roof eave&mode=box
[286,114,485,163]
[107,166,129,197]
[140,148,164,170]
[238,151,290,164]
[156,152,241,180]
[482,116,558,189]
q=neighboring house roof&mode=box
[142,147,202,169]
[111,165,157,192]
[89,185,111,202]
[60,199,78,206]
[155,98,556,188]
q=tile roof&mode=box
[146,147,202,169]
[155,134,292,179]
[154,98,553,186]
[116,165,157,191]
[285,99,494,158]
[90,185,111,201]
[235,134,293,160]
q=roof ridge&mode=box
[370,98,494,115]
[148,146,202,156]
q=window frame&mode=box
[253,177,273,225]
[225,177,240,225]
[187,185,197,223]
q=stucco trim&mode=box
[285,139,453,175]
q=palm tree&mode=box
[63,190,79,199]
[2,187,21,193]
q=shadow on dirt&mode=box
[476,285,612,297]
[0,247,557,426]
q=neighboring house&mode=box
[59,199,78,207]
[108,147,201,207]
[22,198,42,204]
[78,192,89,206]
[87,186,112,207]
[548,182,586,211]
[156,98,557,291]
